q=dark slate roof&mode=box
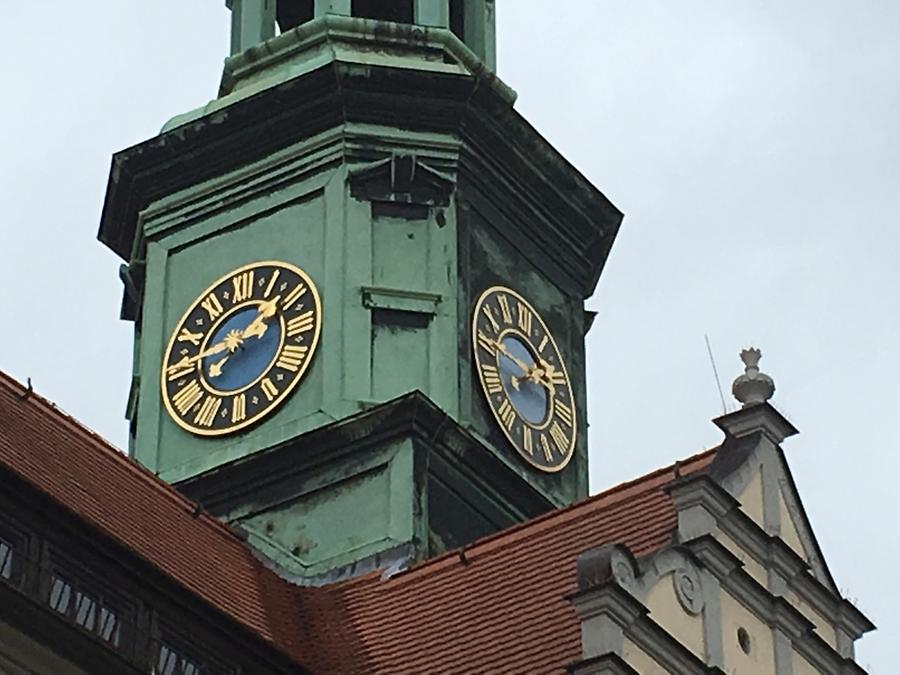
[0,371,717,673]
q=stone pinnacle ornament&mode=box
[731,348,775,408]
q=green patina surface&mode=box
[100,8,621,579]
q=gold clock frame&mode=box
[471,285,577,473]
[160,260,322,437]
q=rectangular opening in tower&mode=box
[450,0,465,41]
[277,0,314,32]
[352,0,414,24]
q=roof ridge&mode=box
[366,446,719,587]
[0,371,245,546]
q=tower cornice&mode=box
[99,60,622,298]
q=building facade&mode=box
[0,2,874,673]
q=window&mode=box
[47,573,121,646]
[0,536,13,580]
[352,0,413,24]
[157,643,201,675]
[155,641,224,675]
[450,0,465,41]
[276,0,314,33]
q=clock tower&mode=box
[99,1,622,581]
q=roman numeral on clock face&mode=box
[167,363,195,382]
[498,398,516,431]
[540,434,553,463]
[497,295,512,324]
[480,364,502,394]
[482,305,500,333]
[231,393,246,423]
[517,302,532,336]
[261,377,279,402]
[276,344,308,372]
[201,293,223,321]
[549,421,568,455]
[282,283,307,311]
[194,396,222,427]
[522,426,533,455]
[177,328,203,346]
[172,381,203,415]
[555,400,573,428]
[286,311,315,337]
[477,331,497,357]
[231,270,254,303]
[263,270,281,298]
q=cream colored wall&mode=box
[737,467,765,526]
[792,650,820,675]
[644,572,705,660]
[714,531,768,587]
[621,638,669,675]
[787,589,838,649]
[779,488,806,559]
[720,589,776,675]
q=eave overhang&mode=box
[98,58,621,298]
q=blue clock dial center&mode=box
[202,305,282,391]
[498,335,548,425]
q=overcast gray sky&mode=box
[1,1,896,669]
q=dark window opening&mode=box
[276,0,314,33]
[0,537,13,580]
[74,590,97,630]
[450,0,465,41]
[48,574,121,647]
[352,0,414,24]
[49,575,72,613]
[157,643,202,675]
[372,308,431,330]
[372,201,430,220]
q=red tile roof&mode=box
[0,372,312,665]
[0,371,717,674]
[310,448,716,674]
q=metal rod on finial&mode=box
[705,334,728,415]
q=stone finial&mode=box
[731,348,775,408]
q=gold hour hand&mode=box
[165,339,231,375]
[208,355,229,378]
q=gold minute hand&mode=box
[242,296,281,340]
[492,339,532,377]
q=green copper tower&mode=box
[99,1,621,582]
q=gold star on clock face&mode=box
[471,286,576,472]
[160,261,322,436]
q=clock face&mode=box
[160,261,322,436]
[471,286,577,472]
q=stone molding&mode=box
[686,536,869,675]
[713,402,798,445]
[219,14,513,102]
[671,473,873,647]
[176,391,555,581]
[570,545,727,675]
[100,57,622,299]
[566,653,639,675]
